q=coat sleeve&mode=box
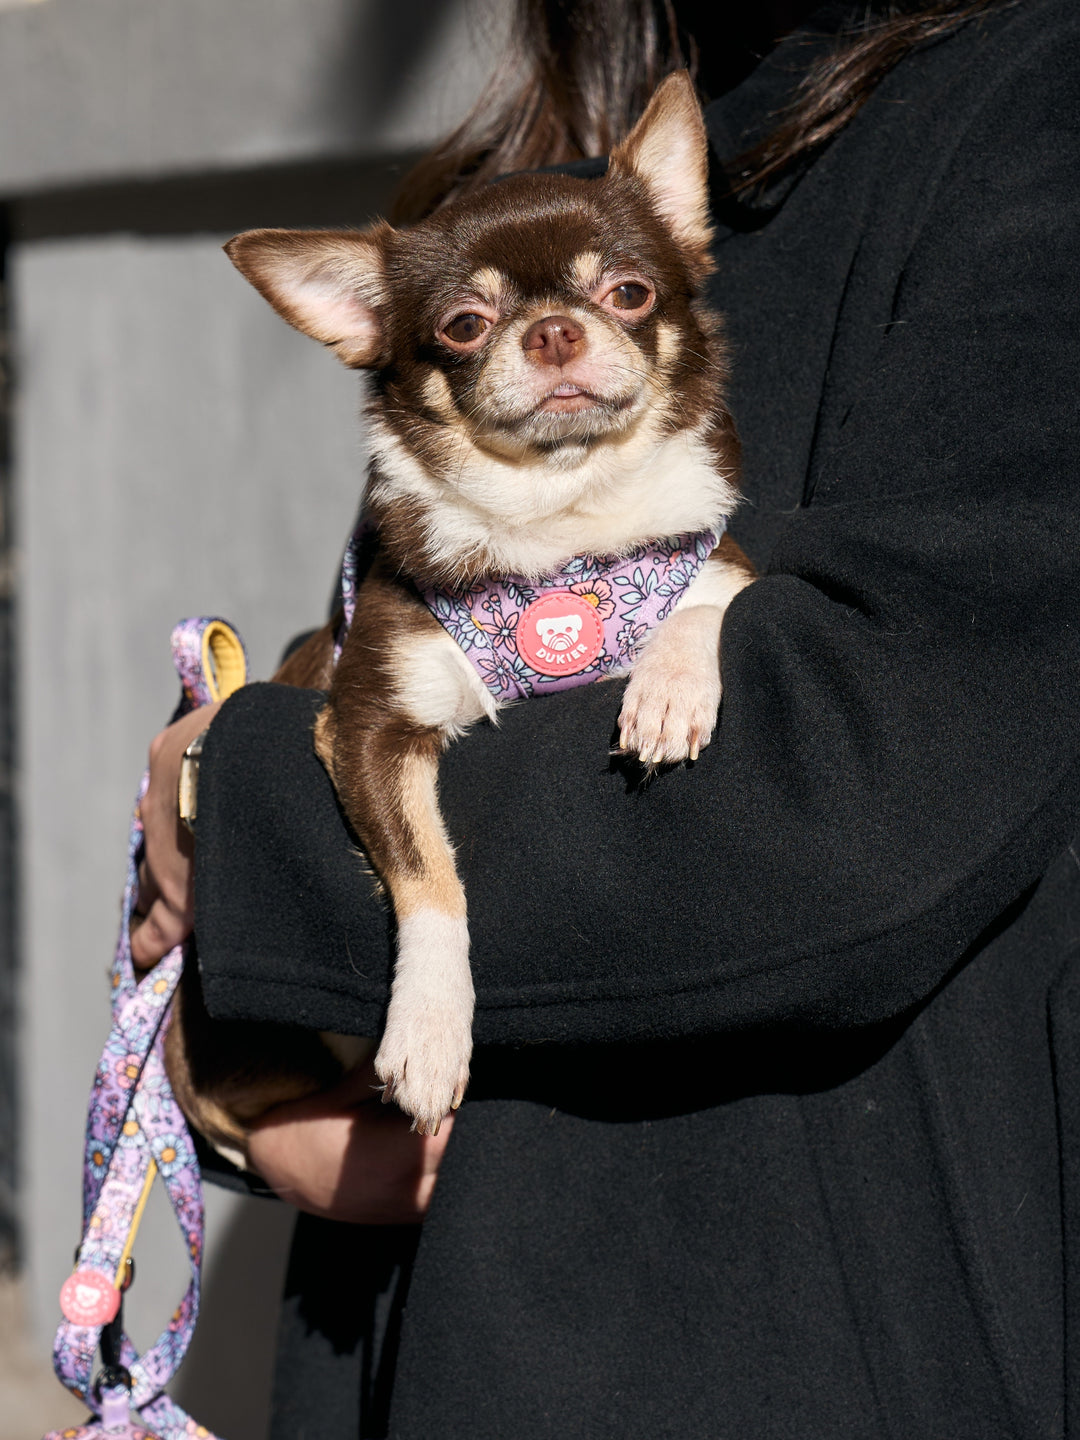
[194,21,1080,1047]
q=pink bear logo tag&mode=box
[517,592,604,676]
[60,1268,121,1327]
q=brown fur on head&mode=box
[225,73,736,586]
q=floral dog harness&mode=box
[341,521,727,702]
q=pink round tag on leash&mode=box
[516,591,604,677]
[60,1269,120,1327]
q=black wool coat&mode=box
[194,0,1080,1434]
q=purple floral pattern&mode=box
[335,520,726,703]
[49,619,232,1440]
[418,526,724,700]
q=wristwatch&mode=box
[178,727,210,836]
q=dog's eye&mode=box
[609,283,651,311]
[442,314,489,346]
[596,280,655,319]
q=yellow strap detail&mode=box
[200,621,247,703]
[113,1158,157,1287]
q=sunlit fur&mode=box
[227,73,735,589]
[200,72,753,1137]
[389,629,497,736]
[367,410,737,584]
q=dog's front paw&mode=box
[375,1016,471,1136]
[618,649,721,767]
[375,909,474,1134]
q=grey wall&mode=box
[0,0,506,194]
[15,236,365,1423]
[2,2,507,1435]
[0,218,16,1274]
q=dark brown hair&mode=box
[731,1,1014,193]
[391,0,689,223]
[391,0,1012,223]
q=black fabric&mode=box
[270,1220,419,1440]
[194,0,1080,1434]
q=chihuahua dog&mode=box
[167,71,753,1152]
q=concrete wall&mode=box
[0,0,505,194]
[3,3,506,1436]
[15,234,364,1439]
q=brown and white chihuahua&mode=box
[167,72,753,1154]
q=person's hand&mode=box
[246,1060,453,1223]
[130,702,222,968]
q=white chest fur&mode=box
[368,413,738,582]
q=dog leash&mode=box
[46,617,248,1440]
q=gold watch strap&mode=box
[178,728,209,836]
[177,620,246,838]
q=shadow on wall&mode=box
[316,0,509,156]
[173,1194,297,1440]
[12,3,510,1437]
[337,0,452,124]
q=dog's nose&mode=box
[522,315,584,366]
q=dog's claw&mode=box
[374,1012,471,1135]
[411,1113,444,1137]
[618,647,721,768]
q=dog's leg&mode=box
[320,567,494,1133]
[619,532,754,766]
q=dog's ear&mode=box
[224,227,391,368]
[609,71,711,260]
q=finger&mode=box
[130,895,190,967]
[134,857,161,921]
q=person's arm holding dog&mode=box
[132,704,450,1222]
[135,0,1080,1227]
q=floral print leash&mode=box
[339,518,727,697]
[46,617,248,1440]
